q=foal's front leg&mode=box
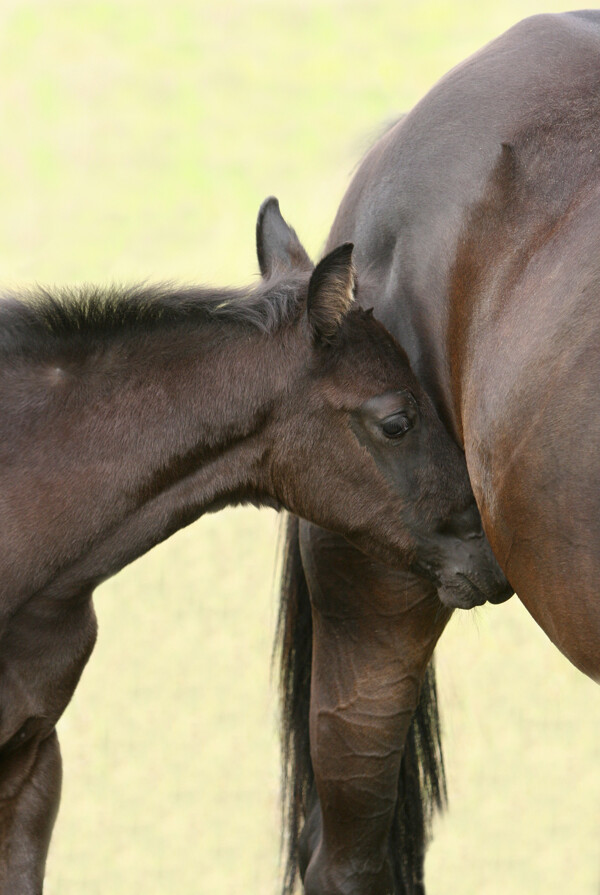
[0,591,97,893]
[0,731,62,895]
[299,521,451,895]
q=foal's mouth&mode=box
[437,572,489,609]
[437,568,514,610]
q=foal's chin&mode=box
[437,569,514,610]
[437,576,488,609]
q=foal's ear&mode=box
[307,243,356,344]
[256,196,312,278]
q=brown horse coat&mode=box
[328,11,600,680]
[279,12,600,895]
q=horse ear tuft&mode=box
[307,243,356,344]
[256,197,312,278]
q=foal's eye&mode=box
[381,412,413,438]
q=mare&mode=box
[277,11,600,895]
[0,197,508,892]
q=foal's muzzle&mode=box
[414,503,513,609]
[435,533,513,609]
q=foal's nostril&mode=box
[462,513,484,540]
[463,525,484,541]
[443,500,484,541]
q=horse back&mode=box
[328,10,600,414]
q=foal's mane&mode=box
[0,276,306,359]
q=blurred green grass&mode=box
[0,1,597,893]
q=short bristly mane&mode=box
[0,276,307,360]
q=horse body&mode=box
[283,12,600,895]
[327,10,600,679]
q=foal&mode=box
[0,198,505,892]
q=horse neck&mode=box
[1,306,301,603]
[108,318,292,500]
[81,316,299,502]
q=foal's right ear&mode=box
[256,197,312,278]
[307,243,356,344]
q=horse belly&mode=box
[462,224,600,681]
[474,402,600,682]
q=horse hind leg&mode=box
[291,520,451,895]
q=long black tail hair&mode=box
[275,515,447,895]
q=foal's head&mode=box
[258,198,510,608]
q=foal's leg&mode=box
[0,732,62,895]
[0,592,97,892]
[298,521,451,895]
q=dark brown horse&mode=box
[277,11,600,895]
[0,197,508,892]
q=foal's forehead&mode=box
[322,310,420,404]
[340,309,413,374]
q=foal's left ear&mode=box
[307,243,356,344]
[256,196,312,278]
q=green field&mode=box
[0,1,598,893]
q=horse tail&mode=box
[275,514,314,895]
[275,514,447,895]
[390,660,447,894]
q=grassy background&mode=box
[0,1,597,893]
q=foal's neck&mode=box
[68,312,296,503]
[123,316,294,497]
[0,289,304,603]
